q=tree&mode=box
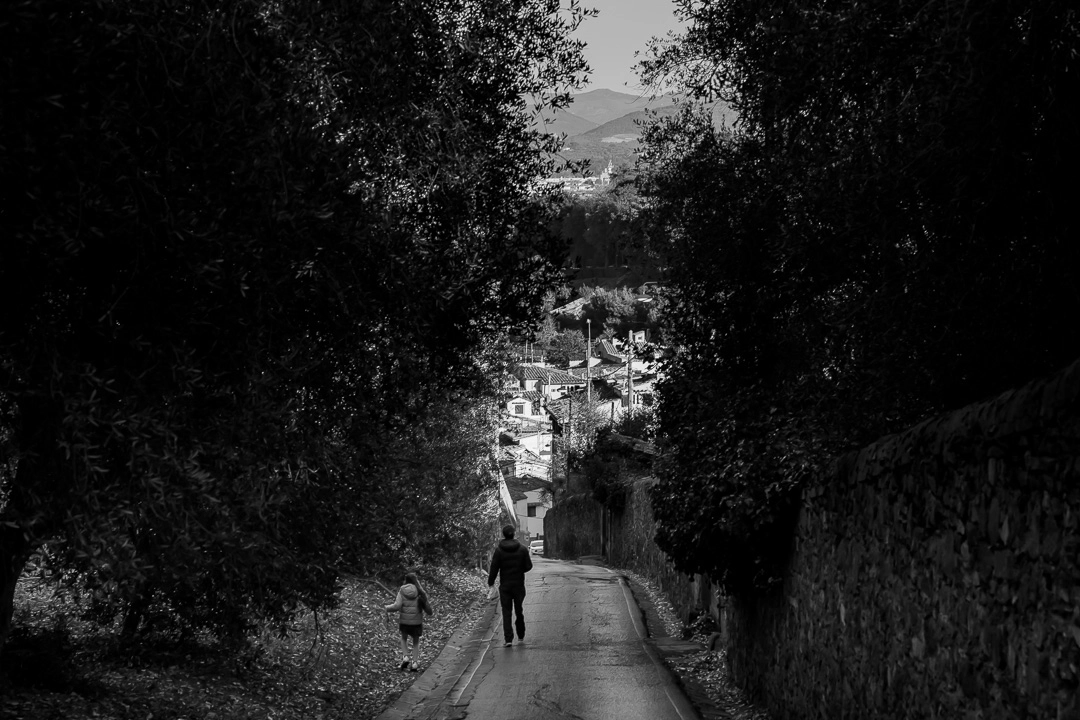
[0,0,589,652]
[535,315,560,351]
[638,0,1080,591]
[581,286,639,336]
[547,330,587,369]
[554,191,659,282]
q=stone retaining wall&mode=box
[728,358,1080,719]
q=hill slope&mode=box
[533,108,598,137]
[571,105,681,144]
[547,92,739,176]
[567,88,677,126]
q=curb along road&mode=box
[375,593,500,720]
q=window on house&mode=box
[514,403,525,415]
[527,504,537,517]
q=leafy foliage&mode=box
[611,406,656,443]
[583,450,626,511]
[638,0,1080,591]
[555,191,662,285]
[0,0,589,650]
[545,330,587,368]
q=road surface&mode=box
[378,557,699,720]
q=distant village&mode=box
[495,294,658,545]
[535,159,616,195]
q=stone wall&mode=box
[547,475,707,624]
[607,475,706,622]
[728,358,1080,719]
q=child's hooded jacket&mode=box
[386,583,432,626]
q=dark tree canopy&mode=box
[554,191,662,285]
[0,0,588,650]
[639,0,1080,590]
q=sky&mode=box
[573,0,685,93]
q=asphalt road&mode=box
[378,556,699,720]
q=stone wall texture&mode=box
[608,475,702,620]
[728,358,1080,719]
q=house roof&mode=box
[568,356,602,368]
[506,390,544,402]
[514,365,549,382]
[598,339,625,360]
[513,365,586,386]
[503,417,551,434]
[552,298,586,316]
[543,368,586,385]
[545,395,570,416]
[501,443,541,458]
[510,474,552,490]
[504,474,553,502]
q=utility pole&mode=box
[566,393,572,494]
[586,319,592,407]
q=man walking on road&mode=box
[487,524,533,647]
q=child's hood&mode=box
[400,583,419,599]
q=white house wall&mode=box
[515,430,551,456]
[514,488,550,541]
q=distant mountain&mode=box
[544,91,739,177]
[571,105,681,144]
[533,108,598,137]
[567,88,677,126]
[552,106,681,177]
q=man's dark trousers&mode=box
[499,585,526,642]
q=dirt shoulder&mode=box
[618,568,771,720]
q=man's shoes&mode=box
[410,661,419,672]
[399,656,409,669]
[504,640,512,647]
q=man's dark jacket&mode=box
[488,538,533,588]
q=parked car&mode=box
[529,540,544,556]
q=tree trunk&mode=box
[121,589,150,639]
[0,524,32,660]
[0,394,63,658]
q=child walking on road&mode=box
[384,572,434,672]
